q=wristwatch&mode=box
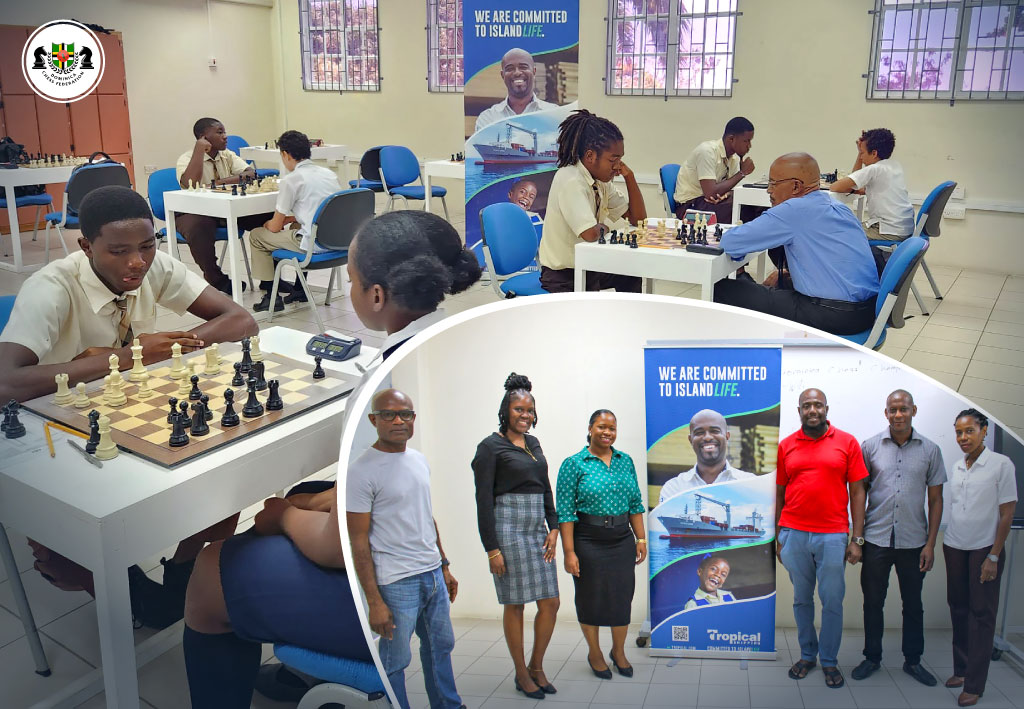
[853,536,865,546]
[440,557,451,568]
[987,553,999,563]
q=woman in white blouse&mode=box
[943,409,1017,708]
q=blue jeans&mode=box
[778,528,847,667]
[378,567,461,709]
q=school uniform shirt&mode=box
[684,587,736,610]
[474,94,560,134]
[175,148,250,186]
[848,159,916,237]
[556,446,645,523]
[0,250,207,365]
[538,161,629,271]
[945,448,1017,551]
[674,138,740,206]
[275,159,342,253]
[658,463,755,504]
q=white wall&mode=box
[380,295,1024,629]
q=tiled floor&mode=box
[0,215,1022,706]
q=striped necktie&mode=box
[592,182,601,219]
[113,296,135,348]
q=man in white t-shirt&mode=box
[474,48,559,134]
[659,409,755,504]
[830,128,915,240]
[247,130,344,313]
[347,389,464,709]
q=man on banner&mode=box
[474,48,559,133]
[775,388,868,689]
[852,390,945,687]
[659,409,754,503]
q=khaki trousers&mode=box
[247,227,303,281]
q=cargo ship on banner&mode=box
[658,492,766,540]
[473,122,558,165]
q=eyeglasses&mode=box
[766,177,804,189]
[372,409,416,422]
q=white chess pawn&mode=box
[250,335,264,362]
[177,373,191,398]
[204,345,221,375]
[73,382,90,409]
[53,372,73,405]
[136,377,154,400]
[94,415,119,461]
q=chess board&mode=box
[23,343,357,468]
[631,217,724,250]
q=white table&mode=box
[0,166,75,273]
[238,144,350,184]
[422,159,465,215]
[164,190,279,304]
[0,326,375,708]
[574,235,765,301]
[732,184,865,224]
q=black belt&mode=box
[806,295,876,311]
[578,512,629,528]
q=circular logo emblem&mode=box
[22,20,105,103]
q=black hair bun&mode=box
[504,373,532,392]
[450,248,484,295]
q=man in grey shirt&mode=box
[347,389,464,709]
[852,390,945,686]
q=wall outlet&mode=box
[208,57,217,69]
[951,185,965,200]
[943,204,966,219]
[144,164,157,175]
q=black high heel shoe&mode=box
[514,676,545,699]
[609,651,633,678]
[588,656,613,680]
[528,667,557,694]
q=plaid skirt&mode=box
[493,493,559,605]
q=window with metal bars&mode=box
[867,0,1024,101]
[606,0,740,98]
[427,0,464,92]
[299,0,381,92]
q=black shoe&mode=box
[735,270,755,283]
[283,288,308,304]
[609,651,633,678]
[904,662,937,687]
[254,663,316,702]
[127,565,183,630]
[253,293,285,312]
[851,659,881,680]
[528,668,557,694]
[587,657,612,680]
[258,280,293,293]
[514,676,545,699]
[215,279,247,296]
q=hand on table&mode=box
[139,331,205,363]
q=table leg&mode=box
[643,278,654,295]
[755,251,767,282]
[226,219,242,305]
[5,185,24,271]
[731,195,741,225]
[574,266,584,292]
[701,273,714,302]
[93,560,141,708]
[0,523,50,676]
[164,207,179,259]
[423,170,433,213]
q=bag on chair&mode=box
[1,137,46,197]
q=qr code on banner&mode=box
[672,625,689,642]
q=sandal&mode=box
[823,666,845,688]
[788,659,816,680]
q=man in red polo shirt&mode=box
[775,388,868,690]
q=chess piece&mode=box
[177,373,191,398]
[86,411,100,454]
[239,338,253,374]
[168,409,190,447]
[54,373,73,405]
[189,374,203,401]
[169,342,185,379]
[312,357,325,380]
[179,400,192,429]
[94,415,119,460]
[73,382,90,409]
[167,397,179,423]
[231,362,245,387]
[200,394,213,421]
[265,379,283,411]
[4,402,25,439]
[191,402,210,436]
[598,232,606,244]
[129,338,147,382]
[231,184,238,196]
[136,376,154,400]
[204,344,221,375]
[242,381,264,418]
[250,335,263,362]
[253,361,267,391]
[240,181,247,196]
[221,389,240,427]
[188,179,194,191]
[1,401,9,432]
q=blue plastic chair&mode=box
[147,168,254,290]
[0,192,53,255]
[272,644,388,708]
[841,236,929,350]
[348,146,386,192]
[659,163,681,216]
[226,134,279,179]
[378,146,450,219]
[868,180,955,315]
[479,202,546,298]
[44,161,132,263]
[268,188,375,332]
[0,294,14,331]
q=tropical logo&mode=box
[22,20,105,103]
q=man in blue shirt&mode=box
[715,153,880,335]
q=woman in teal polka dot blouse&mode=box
[556,409,647,680]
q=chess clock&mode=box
[306,334,361,361]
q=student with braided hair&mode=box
[538,110,647,293]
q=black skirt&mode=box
[572,521,635,627]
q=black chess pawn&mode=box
[210,180,216,190]
[231,184,238,196]
[312,357,325,380]
[86,411,101,454]
[189,374,202,401]
[265,379,283,411]
[239,339,253,374]
[168,409,190,447]
[191,402,210,436]
[200,394,213,421]
[242,381,264,418]
[167,397,179,423]
[253,361,268,391]
[179,400,192,429]
[231,362,245,386]
[598,231,606,244]
[221,389,240,427]
[4,402,25,439]
[264,141,268,149]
